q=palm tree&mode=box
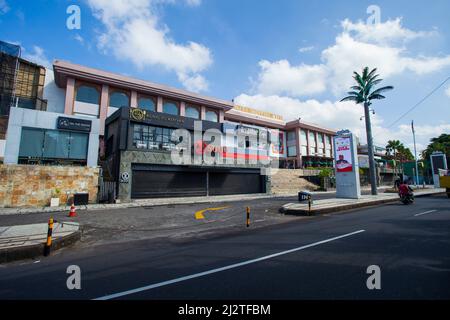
[386,140,402,182]
[341,67,394,195]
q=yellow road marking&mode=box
[195,206,230,220]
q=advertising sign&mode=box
[57,117,92,132]
[335,136,353,172]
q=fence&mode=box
[98,179,117,203]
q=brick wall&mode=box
[0,165,99,208]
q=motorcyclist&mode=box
[398,180,414,203]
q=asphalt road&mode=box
[0,194,449,300]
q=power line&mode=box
[387,76,450,129]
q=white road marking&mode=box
[414,210,438,217]
[93,229,365,300]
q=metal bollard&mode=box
[246,207,250,228]
[308,195,312,214]
[44,217,54,256]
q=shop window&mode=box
[185,105,200,119]
[133,124,178,151]
[138,96,156,112]
[109,91,130,108]
[163,101,179,115]
[76,85,100,104]
[18,128,88,162]
[205,110,218,122]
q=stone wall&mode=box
[270,169,319,194]
[0,165,99,208]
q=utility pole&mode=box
[364,102,378,195]
[411,120,420,186]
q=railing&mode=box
[0,95,48,116]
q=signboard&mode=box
[335,136,353,172]
[333,130,360,199]
[128,108,222,131]
[233,105,283,121]
[358,155,370,168]
[57,117,92,132]
[430,152,448,188]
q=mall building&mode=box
[1,54,337,201]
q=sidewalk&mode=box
[0,185,392,216]
[280,188,446,215]
[0,222,81,263]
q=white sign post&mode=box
[334,130,361,199]
[430,152,448,188]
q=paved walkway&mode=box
[0,222,79,250]
[0,185,394,216]
[281,188,446,215]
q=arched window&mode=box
[205,110,218,122]
[109,91,130,108]
[163,101,179,115]
[76,85,100,104]
[185,105,200,119]
[138,96,155,112]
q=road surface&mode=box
[0,194,449,300]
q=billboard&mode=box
[335,136,353,172]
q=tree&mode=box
[341,67,394,195]
[421,134,450,161]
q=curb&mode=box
[0,228,82,264]
[280,191,445,216]
[0,186,395,216]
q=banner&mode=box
[335,136,353,172]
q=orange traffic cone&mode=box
[68,203,77,217]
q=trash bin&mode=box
[298,191,312,202]
[73,192,89,206]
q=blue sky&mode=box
[1,0,449,153]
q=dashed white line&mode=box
[414,210,438,217]
[93,229,365,300]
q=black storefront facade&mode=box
[104,107,268,201]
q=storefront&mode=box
[104,107,269,201]
[4,107,100,167]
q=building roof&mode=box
[53,60,235,111]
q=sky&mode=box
[1,0,449,155]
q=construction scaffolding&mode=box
[0,41,21,139]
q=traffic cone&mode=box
[68,203,77,217]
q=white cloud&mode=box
[299,46,314,53]
[185,0,201,6]
[0,0,9,15]
[252,18,450,97]
[23,46,52,68]
[341,18,435,45]
[254,60,328,97]
[446,85,450,98]
[177,73,208,92]
[74,34,84,45]
[87,0,212,92]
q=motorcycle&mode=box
[398,184,415,205]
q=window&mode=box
[76,85,100,104]
[287,131,296,142]
[132,124,179,151]
[288,146,297,157]
[18,128,88,161]
[109,91,130,108]
[205,110,218,122]
[138,96,156,112]
[163,101,179,115]
[185,105,200,119]
[309,131,316,155]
